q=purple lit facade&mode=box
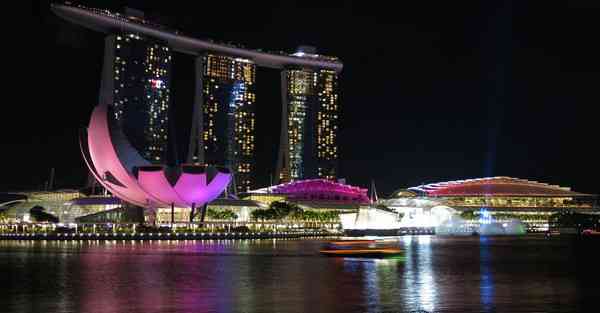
[266,179,369,204]
[407,177,589,197]
[81,104,231,209]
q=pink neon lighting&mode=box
[138,168,187,207]
[82,104,231,208]
[86,104,162,207]
[174,172,230,205]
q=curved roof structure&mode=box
[389,189,418,198]
[252,179,369,203]
[407,177,590,197]
[51,3,343,72]
[0,194,27,208]
[81,104,231,208]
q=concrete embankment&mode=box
[0,231,339,241]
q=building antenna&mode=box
[370,179,378,204]
[48,168,55,191]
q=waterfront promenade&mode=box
[0,230,335,241]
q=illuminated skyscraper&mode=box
[314,69,339,180]
[276,47,340,182]
[53,4,343,191]
[190,54,256,193]
[99,32,172,163]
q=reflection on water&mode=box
[479,236,494,312]
[1,236,597,313]
[403,235,436,312]
[342,253,405,313]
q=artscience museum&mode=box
[80,103,232,223]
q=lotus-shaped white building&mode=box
[80,104,231,219]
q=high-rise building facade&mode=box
[277,61,339,183]
[100,33,172,164]
[53,4,344,194]
[201,54,256,193]
[315,69,339,180]
[283,68,317,181]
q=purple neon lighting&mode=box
[198,172,231,204]
[174,172,207,205]
[269,179,369,204]
[138,168,187,207]
[83,104,231,208]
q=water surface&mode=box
[1,236,597,313]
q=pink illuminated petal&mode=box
[174,173,207,205]
[138,168,188,207]
[86,104,165,207]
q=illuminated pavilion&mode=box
[402,176,595,212]
[386,177,597,231]
[246,179,369,211]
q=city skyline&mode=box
[4,4,598,313]
[16,0,600,196]
[49,2,344,194]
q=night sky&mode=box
[16,1,599,196]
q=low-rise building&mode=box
[386,177,597,231]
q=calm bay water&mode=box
[1,235,597,313]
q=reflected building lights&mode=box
[404,236,436,312]
[360,260,381,312]
[479,236,494,310]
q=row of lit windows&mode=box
[283,68,339,179]
[202,55,257,190]
[316,71,338,164]
[205,54,255,83]
[112,33,172,164]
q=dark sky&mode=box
[14,0,600,195]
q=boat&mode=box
[319,239,403,257]
[581,229,600,236]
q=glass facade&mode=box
[286,68,316,180]
[315,69,339,180]
[201,54,256,193]
[281,67,339,181]
[441,196,593,210]
[111,33,172,163]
